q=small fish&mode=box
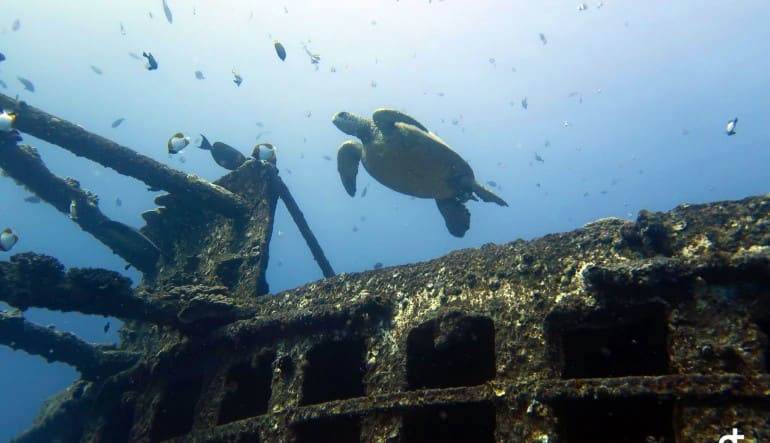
[111,118,125,128]
[562,120,570,127]
[168,132,191,154]
[253,143,277,163]
[539,33,547,45]
[255,131,271,141]
[17,77,35,92]
[128,52,142,60]
[535,153,544,162]
[142,52,158,71]
[90,65,103,75]
[0,52,5,62]
[120,22,126,35]
[194,70,205,80]
[115,197,122,207]
[69,200,78,220]
[232,69,242,86]
[148,11,154,19]
[24,196,41,204]
[162,0,173,24]
[199,135,247,170]
[486,180,497,188]
[373,262,383,270]
[11,19,20,32]
[0,110,16,132]
[725,117,738,136]
[322,155,332,161]
[521,97,528,109]
[361,185,368,198]
[371,80,378,88]
[274,40,287,61]
[302,44,320,64]
[103,321,110,333]
[1,228,18,252]
[577,3,588,11]
[352,226,359,232]
[489,57,496,65]
[143,52,158,70]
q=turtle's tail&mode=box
[472,182,508,206]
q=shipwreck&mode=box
[0,92,768,442]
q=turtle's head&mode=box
[333,111,374,143]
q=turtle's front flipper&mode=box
[472,181,508,206]
[337,141,363,197]
[436,198,470,237]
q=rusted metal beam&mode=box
[0,135,160,273]
[275,175,336,278]
[0,310,140,380]
[0,93,248,218]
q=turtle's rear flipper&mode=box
[337,141,363,197]
[473,182,508,206]
[436,198,470,237]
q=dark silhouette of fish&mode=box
[194,70,205,79]
[103,321,110,333]
[535,153,544,162]
[24,196,41,204]
[539,33,547,44]
[162,0,173,24]
[0,80,6,89]
[361,185,368,198]
[142,52,158,70]
[111,118,125,128]
[198,135,247,170]
[274,40,287,61]
[11,19,20,32]
[17,76,34,92]
[90,65,103,75]
[0,52,5,62]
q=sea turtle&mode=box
[333,108,508,237]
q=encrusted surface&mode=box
[9,194,770,442]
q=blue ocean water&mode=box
[0,1,769,440]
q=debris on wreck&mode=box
[1,90,770,441]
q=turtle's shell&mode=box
[361,110,473,199]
